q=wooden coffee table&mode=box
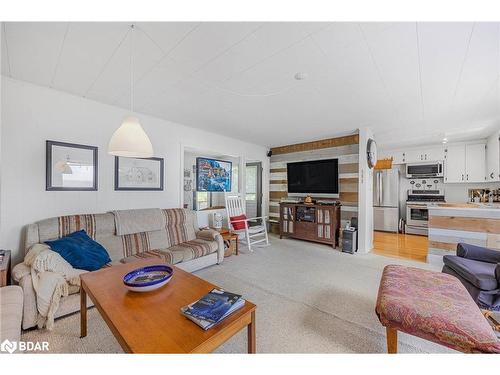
[80,258,256,353]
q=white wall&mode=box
[1,78,269,264]
[357,127,374,253]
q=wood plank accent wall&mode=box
[428,209,500,255]
[269,134,359,223]
[270,134,359,155]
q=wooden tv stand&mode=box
[279,202,341,248]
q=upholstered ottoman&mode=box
[376,265,500,353]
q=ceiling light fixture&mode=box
[108,25,153,158]
[442,137,448,144]
[294,72,308,80]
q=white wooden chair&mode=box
[224,192,269,251]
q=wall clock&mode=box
[367,138,377,169]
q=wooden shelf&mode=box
[279,203,340,248]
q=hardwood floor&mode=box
[372,231,428,263]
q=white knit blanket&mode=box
[24,244,87,330]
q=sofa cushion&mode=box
[230,214,248,230]
[166,238,218,262]
[120,249,179,264]
[120,238,218,265]
[163,209,196,246]
[443,255,498,291]
[45,230,111,271]
[457,243,500,264]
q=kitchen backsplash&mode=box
[444,182,500,203]
[406,178,444,191]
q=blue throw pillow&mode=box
[45,230,111,271]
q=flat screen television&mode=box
[196,157,232,192]
[287,159,339,196]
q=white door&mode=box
[445,144,466,183]
[422,146,444,162]
[465,143,486,182]
[245,162,262,219]
[486,132,500,181]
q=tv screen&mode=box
[287,159,339,194]
[196,157,232,192]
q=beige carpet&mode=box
[22,235,454,353]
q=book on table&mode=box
[181,288,245,330]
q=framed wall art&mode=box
[46,140,98,191]
[115,156,164,191]
[196,157,232,192]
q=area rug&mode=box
[22,235,453,353]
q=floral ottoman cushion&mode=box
[376,265,500,353]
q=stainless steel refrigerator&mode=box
[373,169,399,232]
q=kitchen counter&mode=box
[429,203,500,218]
[428,203,500,258]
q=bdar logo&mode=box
[1,339,17,354]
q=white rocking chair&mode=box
[225,192,269,252]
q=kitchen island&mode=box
[428,203,500,258]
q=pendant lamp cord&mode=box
[130,24,134,113]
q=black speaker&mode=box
[267,150,273,157]
[342,228,357,254]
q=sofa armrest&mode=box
[17,272,39,330]
[457,243,500,264]
[196,229,220,241]
[12,263,31,282]
[196,229,224,264]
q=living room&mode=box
[1,1,500,373]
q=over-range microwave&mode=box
[406,161,444,178]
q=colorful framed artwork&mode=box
[196,157,232,192]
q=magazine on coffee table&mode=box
[181,288,245,330]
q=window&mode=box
[246,164,257,201]
[232,164,239,193]
[196,192,209,210]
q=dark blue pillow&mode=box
[45,230,111,271]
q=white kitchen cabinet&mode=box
[444,143,486,183]
[405,146,444,163]
[445,144,466,183]
[405,149,424,163]
[486,131,500,181]
[465,143,486,182]
[421,146,445,162]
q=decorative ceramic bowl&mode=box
[123,265,173,292]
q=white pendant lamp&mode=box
[108,25,153,158]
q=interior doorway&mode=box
[245,162,262,219]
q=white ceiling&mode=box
[2,22,499,148]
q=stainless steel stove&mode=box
[406,189,445,236]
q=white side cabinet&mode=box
[422,146,445,162]
[466,143,486,182]
[444,143,486,183]
[445,144,466,183]
[486,131,500,181]
[405,146,444,163]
